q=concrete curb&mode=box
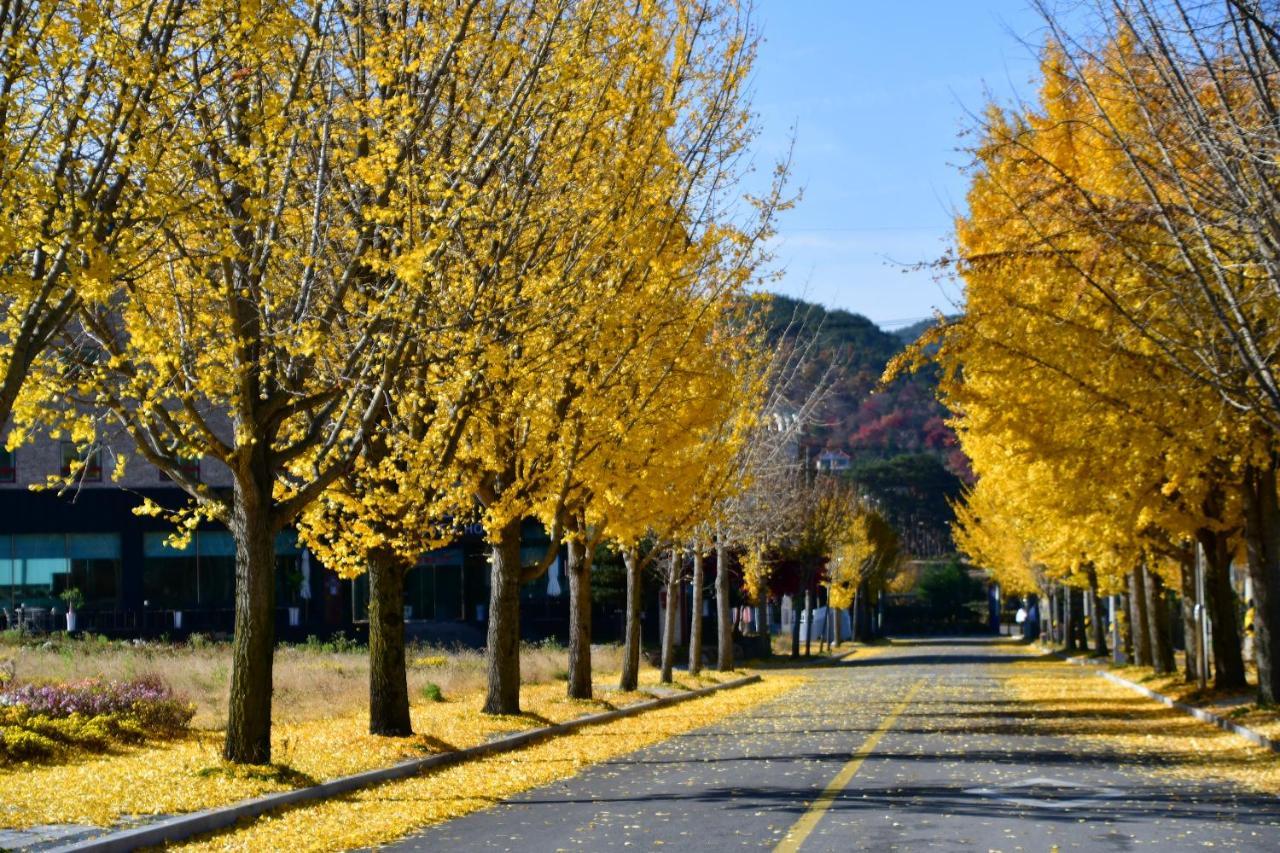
[50,674,763,853]
[1044,648,1280,753]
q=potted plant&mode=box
[60,587,84,633]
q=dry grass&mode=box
[1,636,627,730]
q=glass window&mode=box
[12,534,68,606]
[0,535,11,609]
[0,448,14,483]
[404,565,435,621]
[197,532,235,609]
[198,532,235,557]
[67,534,121,609]
[60,443,102,482]
[142,532,198,609]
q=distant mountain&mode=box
[759,295,961,467]
[758,294,966,557]
[890,315,957,346]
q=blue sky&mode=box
[748,1,1049,328]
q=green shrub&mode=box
[419,682,444,703]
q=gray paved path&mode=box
[376,638,1280,852]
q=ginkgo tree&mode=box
[912,15,1272,695]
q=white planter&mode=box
[288,606,300,627]
[65,611,77,633]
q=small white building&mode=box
[815,449,851,472]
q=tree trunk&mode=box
[1179,554,1200,682]
[1199,528,1247,690]
[803,584,814,657]
[1130,567,1153,668]
[1064,586,1083,652]
[1073,587,1088,650]
[715,536,732,671]
[483,516,523,714]
[1244,455,1280,705]
[790,594,802,659]
[1120,593,1134,662]
[368,552,412,736]
[224,472,276,764]
[660,548,680,684]
[620,544,643,691]
[854,580,873,643]
[1116,591,1136,655]
[1060,587,1072,650]
[1145,568,1175,675]
[567,538,592,700]
[1086,566,1108,657]
[688,547,705,676]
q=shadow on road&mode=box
[493,775,1280,827]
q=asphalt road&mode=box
[376,638,1280,852]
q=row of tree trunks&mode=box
[225,468,278,764]
[1086,567,1108,658]
[484,516,525,714]
[660,549,682,684]
[1064,586,1086,652]
[789,592,802,659]
[688,547,705,676]
[620,544,643,692]
[1130,567,1153,668]
[803,585,814,657]
[567,538,593,700]
[1120,592,1134,661]
[1199,528,1248,690]
[1145,568,1175,675]
[1145,569,1174,675]
[1244,454,1280,704]
[853,580,874,643]
[1179,555,1200,682]
[368,552,412,736]
[715,537,733,671]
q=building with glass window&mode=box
[0,434,565,641]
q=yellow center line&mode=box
[774,677,929,853]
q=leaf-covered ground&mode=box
[1008,656,1280,795]
[0,668,750,830]
[168,675,804,852]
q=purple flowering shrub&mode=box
[0,674,195,764]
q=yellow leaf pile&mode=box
[0,668,759,831]
[1007,659,1280,796]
